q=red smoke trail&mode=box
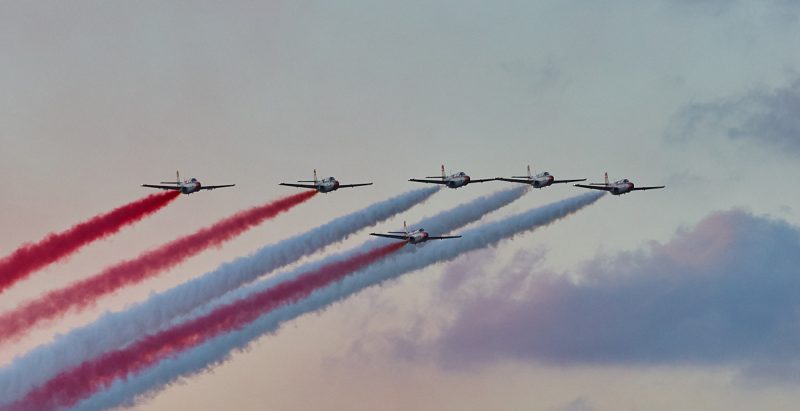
[0,191,180,294]
[4,241,404,411]
[0,190,316,343]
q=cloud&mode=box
[394,210,800,372]
[665,80,800,155]
[555,396,596,411]
[665,0,800,19]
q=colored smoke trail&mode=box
[76,192,603,410]
[0,186,520,404]
[0,191,179,294]
[2,242,405,411]
[0,190,315,343]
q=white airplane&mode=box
[142,171,235,195]
[498,165,585,188]
[575,172,665,195]
[409,165,496,189]
[279,169,372,193]
[370,221,461,244]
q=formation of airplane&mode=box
[142,171,235,195]
[279,169,373,193]
[574,172,665,195]
[371,221,461,244]
[140,166,665,198]
[409,165,495,189]
[498,165,586,188]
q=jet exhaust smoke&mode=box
[0,190,316,343]
[0,186,522,404]
[1,242,405,411]
[0,191,179,294]
[74,191,603,410]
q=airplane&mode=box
[279,169,372,193]
[370,221,461,244]
[574,172,665,195]
[142,171,235,195]
[409,165,496,189]
[498,165,586,188]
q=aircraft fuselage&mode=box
[407,229,431,244]
[445,172,471,189]
[529,174,555,188]
[317,178,341,193]
[608,180,635,195]
[180,180,202,194]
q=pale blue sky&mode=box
[1,1,799,410]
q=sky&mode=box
[1,1,799,410]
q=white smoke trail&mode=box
[76,191,603,410]
[0,187,439,404]
[0,186,528,405]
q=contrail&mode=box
[76,191,603,410]
[0,191,179,294]
[1,242,407,411]
[0,186,446,403]
[0,190,316,343]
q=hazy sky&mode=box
[1,1,799,410]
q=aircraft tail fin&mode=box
[298,169,319,183]
[159,170,181,185]
[511,165,533,179]
[425,164,448,179]
[604,172,609,185]
[404,220,408,233]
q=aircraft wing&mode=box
[469,178,497,183]
[280,183,319,189]
[142,184,182,191]
[338,183,373,189]
[427,235,462,240]
[631,185,665,191]
[409,179,449,185]
[370,233,408,240]
[497,178,532,184]
[200,184,236,190]
[574,184,614,191]
[552,178,587,184]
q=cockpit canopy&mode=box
[190,178,198,182]
[457,172,466,176]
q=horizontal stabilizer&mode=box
[142,184,182,191]
[280,183,319,189]
[409,179,449,185]
[370,233,408,240]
